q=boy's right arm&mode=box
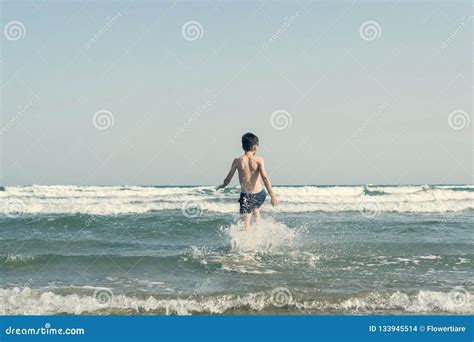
[258,158,278,206]
[216,159,238,191]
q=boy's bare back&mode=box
[234,155,263,193]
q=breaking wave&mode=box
[0,184,473,215]
[1,287,471,315]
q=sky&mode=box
[1,0,472,186]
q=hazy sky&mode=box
[1,0,472,185]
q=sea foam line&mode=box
[0,287,472,315]
[0,185,473,215]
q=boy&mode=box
[216,132,278,228]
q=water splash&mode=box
[224,218,297,253]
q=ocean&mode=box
[0,184,472,315]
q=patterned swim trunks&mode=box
[238,190,267,214]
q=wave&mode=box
[0,287,471,315]
[363,185,386,196]
[0,253,35,265]
[0,253,202,269]
[0,185,473,215]
[2,251,469,278]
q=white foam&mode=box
[0,185,473,215]
[419,255,441,260]
[1,287,471,315]
[299,290,474,314]
[225,218,297,253]
[0,287,268,315]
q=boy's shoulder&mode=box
[232,155,264,164]
[236,155,264,162]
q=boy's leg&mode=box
[252,208,260,223]
[251,191,265,224]
[241,213,251,229]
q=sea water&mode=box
[0,184,472,315]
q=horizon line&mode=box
[1,183,472,187]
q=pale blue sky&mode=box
[1,0,472,185]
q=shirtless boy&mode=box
[216,133,278,228]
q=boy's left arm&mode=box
[216,159,237,190]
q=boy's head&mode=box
[242,132,259,152]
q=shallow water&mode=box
[0,185,472,315]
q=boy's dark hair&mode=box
[242,132,259,151]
